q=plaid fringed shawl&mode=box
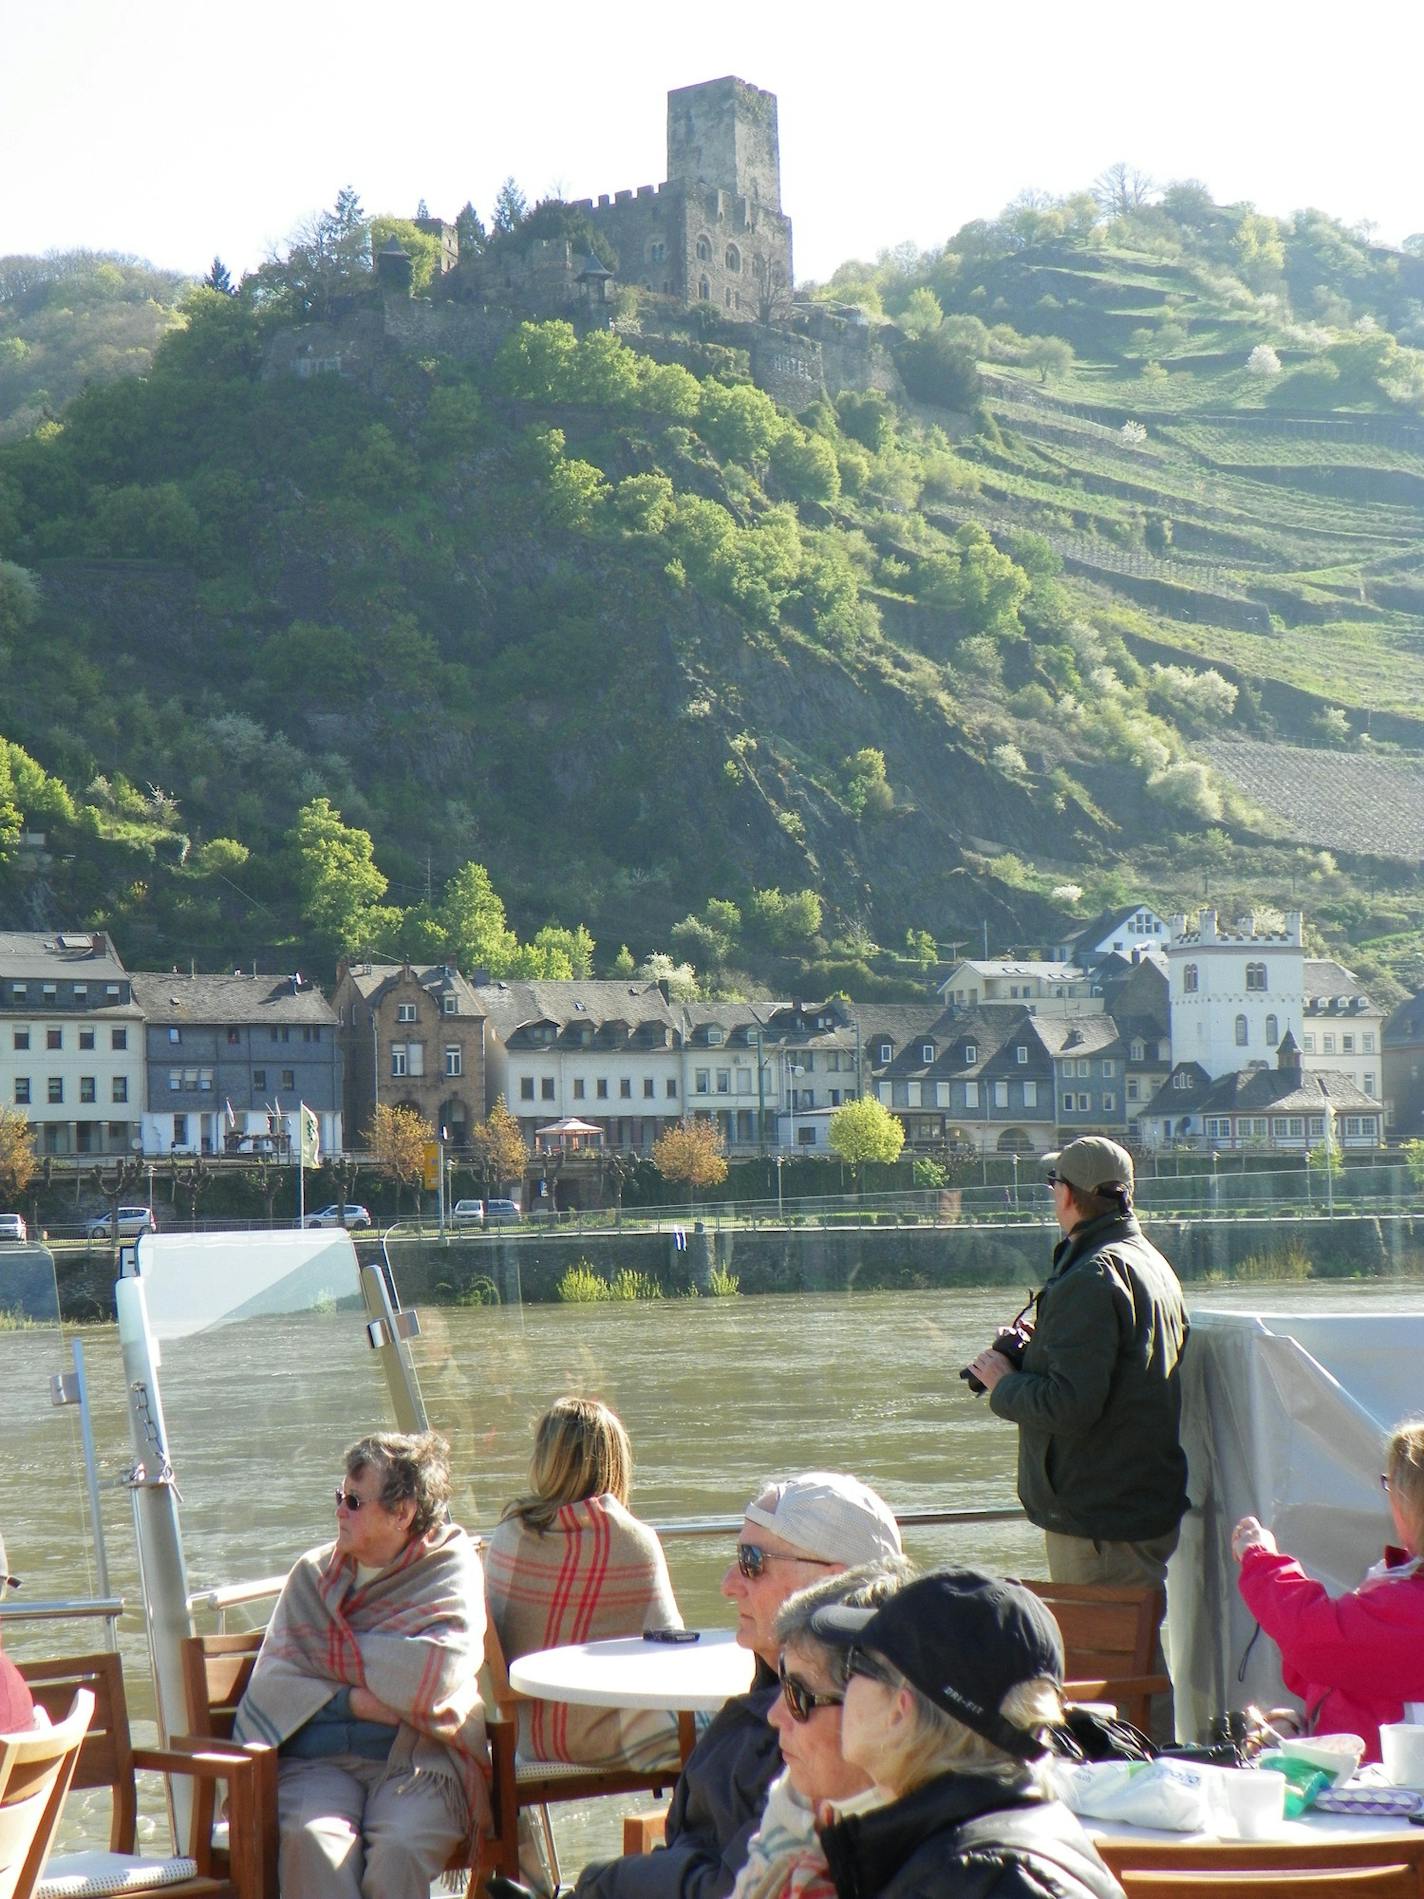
[486,1493,682,1769]
[234,1522,490,1831]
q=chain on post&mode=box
[123,1380,184,1503]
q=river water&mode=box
[7,1268,1424,1869]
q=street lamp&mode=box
[775,1154,785,1223]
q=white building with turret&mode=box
[1167,910,1304,1078]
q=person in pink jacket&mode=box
[1231,1416,1424,1762]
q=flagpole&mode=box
[298,1100,306,1227]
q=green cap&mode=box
[1042,1135,1134,1195]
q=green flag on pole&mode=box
[300,1103,320,1169]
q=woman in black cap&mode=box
[809,1567,1122,1899]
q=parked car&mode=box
[450,1199,485,1228]
[86,1207,156,1240]
[302,1204,372,1230]
[0,1213,27,1243]
[483,1198,522,1225]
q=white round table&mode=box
[508,1629,756,1712]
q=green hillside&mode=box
[1,184,1422,1002]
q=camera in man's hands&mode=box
[959,1314,1035,1396]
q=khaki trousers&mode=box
[276,1754,466,1899]
[1043,1525,1180,1745]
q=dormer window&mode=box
[963,1043,977,1065]
[921,1043,934,1063]
[878,1041,892,1062]
[1015,1045,1028,1064]
[443,994,457,1015]
[1130,1040,1145,1062]
[707,1027,724,1046]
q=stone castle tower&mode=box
[573,76,794,321]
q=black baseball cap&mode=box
[809,1567,1063,1760]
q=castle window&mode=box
[1183,963,1198,993]
[1265,1014,1278,1044]
[699,276,710,300]
[696,235,712,262]
[725,288,733,307]
[1246,961,1267,991]
[725,243,741,272]
[647,239,667,263]
[1235,1015,1248,1046]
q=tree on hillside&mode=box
[203,257,234,294]
[249,186,371,319]
[438,861,520,974]
[290,797,392,953]
[492,178,527,235]
[0,1108,36,1201]
[828,1095,905,1181]
[652,1117,728,1194]
[1024,335,1074,385]
[470,1096,528,1196]
[1094,162,1156,218]
[455,201,487,257]
[365,1103,432,1213]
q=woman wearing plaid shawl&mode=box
[235,1431,489,1898]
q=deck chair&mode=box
[1116,1867,1418,1899]
[482,1619,687,1885]
[1100,1834,1424,1893]
[0,1687,92,1899]
[19,1653,274,1899]
[1013,1580,1168,1733]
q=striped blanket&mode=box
[486,1493,682,1768]
[234,1521,490,1832]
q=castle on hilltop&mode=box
[404,77,793,325]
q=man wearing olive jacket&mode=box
[968,1135,1188,1738]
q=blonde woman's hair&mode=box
[501,1397,633,1533]
[869,1658,1063,1795]
[1386,1417,1424,1543]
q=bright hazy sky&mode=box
[5,1,1422,285]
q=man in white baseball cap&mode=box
[575,1471,902,1899]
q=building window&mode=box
[695,1068,710,1093]
[647,238,666,263]
[921,1043,934,1063]
[1273,1115,1304,1138]
[1102,1092,1116,1112]
[666,1079,677,1098]
[699,276,710,300]
[573,1078,585,1099]
[643,1078,655,1098]
[1023,1081,1038,1108]
[725,243,741,271]
[173,1114,188,1145]
[706,1027,724,1046]
[1265,1015,1278,1044]
[112,1077,127,1103]
[994,1081,1008,1108]
[12,1029,27,1050]
[443,995,457,1015]
[1246,962,1267,991]
[112,1029,127,1050]
[168,1069,181,1091]
[590,1078,604,1100]
[78,1075,96,1105]
[1130,1039,1145,1062]
[1363,1031,1376,1053]
[10,984,24,1002]
[282,1069,294,1090]
[716,1069,730,1094]
[444,1046,461,1078]
[1235,1015,1248,1045]
[1077,1093,1091,1111]
[1363,1076,1375,1095]
[878,1042,892,1062]
[1062,1092,1075,1113]
[1016,1045,1028,1063]
[1342,1034,1355,1054]
[47,1028,62,1050]
[541,1078,555,1101]
[935,1081,950,1107]
[963,1043,977,1064]
[1323,1033,1336,1054]
[80,1027,95,1051]
[1127,1079,1139,1101]
[1102,1059,1116,1077]
[304,1026,320,1042]
[168,1026,181,1043]
[1184,964,1198,992]
[14,1079,29,1105]
[48,1077,63,1104]
[1172,1071,1189,1090]
[906,1082,921,1108]
[963,1081,979,1108]
[1302,1033,1316,1052]
[227,1027,241,1044]
[392,1048,408,1077]
[520,1078,534,1101]
[620,1078,632,1098]
[272,1026,290,1042]
[696,235,712,262]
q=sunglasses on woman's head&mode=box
[777,1656,844,1722]
[737,1542,836,1580]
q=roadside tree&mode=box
[365,1103,433,1213]
[829,1096,905,1184]
[470,1096,528,1196]
[652,1117,728,1195]
[0,1108,37,1201]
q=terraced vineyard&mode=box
[1197,741,1424,858]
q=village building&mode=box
[0,931,143,1159]
[333,961,486,1152]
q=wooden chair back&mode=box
[1102,1835,1424,1891]
[1014,1579,1167,1731]
[0,1686,94,1899]
[180,1628,263,1744]
[17,1653,136,1854]
[1117,1867,1418,1898]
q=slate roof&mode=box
[1141,1062,1213,1116]
[130,971,337,1024]
[473,979,676,1037]
[860,1005,951,1056]
[1030,1015,1124,1060]
[0,930,127,980]
[1189,1065,1380,1117]
[344,962,485,1018]
[1302,958,1378,1014]
[878,1006,1037,1079]
[1385,992,1424,1049]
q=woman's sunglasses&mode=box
[845,1645,895,1687]
[335,1487,368,1512]
[737,1542,835,1580]
[778,1657,843,1723]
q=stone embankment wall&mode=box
[45,1214,1422,1321]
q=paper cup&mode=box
[1380,1722,1424,1790]
[1221,1769,1286,1839]
[1279,1733,1365,1786]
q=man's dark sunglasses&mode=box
[737,1542,835,1581]
[845,1645,895,1687]
[1044,1172,1060,1187]
[778,1656,843,1722]
[335,1486,368,1512]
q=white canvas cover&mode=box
[1169,1306,1424,1742]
